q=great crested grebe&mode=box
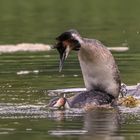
[49,29,121,109]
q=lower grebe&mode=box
[49,29,121,109]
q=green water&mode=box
[0,0,140,140]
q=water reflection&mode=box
[0,101,140,140]
[0,102,122,139]
[83,109,119,136]
[48,108,140,140]
[48,108,120,139]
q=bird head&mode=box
[48,95,70,109]
[48,97,66,109]
[54,29,82,72]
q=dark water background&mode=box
[0,0,140,140]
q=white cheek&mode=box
[72,33,83,44]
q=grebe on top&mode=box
[49,29,121,109]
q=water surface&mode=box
[0,0,140,140]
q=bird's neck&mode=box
[77,43,120,98]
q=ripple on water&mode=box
[17,70,39,75]
[0,43,52,53]
[0,104,47,119]
[0,103,85,119]
[48,130,88,136]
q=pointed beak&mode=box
[59,45,71,72]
